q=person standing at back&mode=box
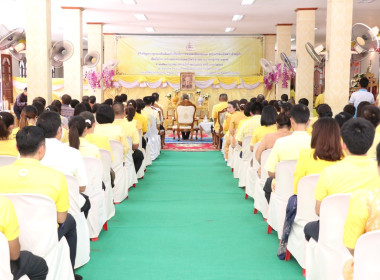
[61,94,75,120]
[13,87,27,120]
[349,77,375,115]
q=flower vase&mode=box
[173,93,179,106]
[198,96,204,106]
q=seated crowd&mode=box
[216,77,380,279]
[0,92,163,280]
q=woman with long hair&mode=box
[11,105,38,139]
[0,112,18,157]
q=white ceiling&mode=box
[1,0,380,48]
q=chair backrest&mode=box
[2,193,58,258]
[241,136,253,161]
[260,148,272,185]
[82,157,103,197]
[176,104,196,125]
[0,155,17,167]
[319,193,351,246]
[275,160,297,198]
[150,113,158,134]
[126,137,133,157]
[296,174,320,221]
[354,230,380,279]
[251,142,261,168]
[109,139,124,167]
[217,109,227,131]
[65,175,82,215]
[0,232,12,280]
[99,149,111,184]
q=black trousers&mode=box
[181,132,190,139]
[11,251,48,280]
[304,220,320,242]
[58,213,77,270]
[133,149,144,173]
[263,177,273,203]
[80,193,91,219]
[142,137,147,150]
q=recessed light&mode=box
[241,0,255,5]
[225,27,235,32]
[232,14,244,21]
[145,27,155,32]
[134,14,147,21]
[291,38,295,41]
[314,27,318,30]
[121,0,136,4]
[83,37,88,41]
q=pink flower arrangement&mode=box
[102,67,115,89]
[86,67,115,90]
[263,63,293,90]
[87,70,102,90]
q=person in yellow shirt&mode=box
[361,105,380,158]
[212,93,228,133]
[94,104,129,156]
[113,103,144,173]
[223,101,239,159]
[314,92,325,108]
[68,116,100,159]
[304,118,378,243]
[0,126,80,278]
[135,99,149,134]
[235,102,263,146]
[250,105,278,151]
[80,111,113,161]
[0,112,18,157]
[0,195,49,280]
[306,104,333,134]
[229,100,248,137]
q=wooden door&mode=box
[1,54,13,109]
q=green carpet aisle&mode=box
[77,151,304,280]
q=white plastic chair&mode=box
[245,142,261,199]
[65,175,90,269]
[232,145,242,179]
[253,148,272,219]
[238,136,254,188]
[305,194,352,280]
[287,174,320,268]
[0,155,17,167]
[0,232,16,280]
[99,149,115,220]
[125,137,138,189]
[267,160,297,238]
[137,131,146,179]
[109,140,128,203]
[353,230,380,280]
[3,193,74,280]
[82,157,108,240]
[226,135,234,167]
[144,135,152,166]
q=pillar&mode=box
[25,0,52,104]
[325,0,353,114]
[264,34,276,100]
[87,23,104,101]
[295,8,317,111]
[275,24,292,100]
[62,7,83,100]
[103,34,117,64]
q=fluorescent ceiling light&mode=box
[225,27,235,32]
[145,27,155,32]
[121,0,136,4]
[134,14,147,21]
[232,14,244,21]
[83,37,88,41]
[241,0,255,5]
[314,27,318,30]
[291,38,295,41]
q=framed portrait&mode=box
[180,72,195,91]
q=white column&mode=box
[275,24,292,100]
[264,34,276,100]
[25,0,52,104]
[62,7,83,100]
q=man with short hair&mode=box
[82,96,89,104]
[280,94,288,103]
[212,94,228,133]
[177,94,196,140]
[298,98,309,107]
[256,94,265,103]
[343,104,356,117]
[349,77,375,112]
[0,126,81,279]
[89,95,96,109]
[61,94,75,120]
[304,118,378,242]
[361,105,380,158]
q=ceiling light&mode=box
[314,27,318,30]
[225,27,235,33]
[241,0,255,5]
[134,14,147,21]
[232,14,244,21]
[291,38,295,41]
[83,37,88,41]
[145,27,155,32]
[121,0,136,4]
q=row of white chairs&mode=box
[224,137,380,280]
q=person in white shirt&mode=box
[36,111,91,218]
[349,77,375,115]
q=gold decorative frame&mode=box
[180,72,195,91]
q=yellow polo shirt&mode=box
[212,102,228,132]
[0,158,69,213]
[235,115,261,142]
[134,113,148,134]
[223,112,232,134]
[264,131,311,173]
[113,119,140,145]
[368,125,380,159]
[306,117,318,135]
[314,93,324,108]
[315,156,379,202]
[250,124,277,146]
[293,148,341,194]
[10,127,19,140]
[79,137,100,159]
[0,139,18,157]
[343,185,380,249]
[85,133,113,161]
[229,111,246,136]
[61,127,69,143]
[0,196,20,241]
[94,123,129,155]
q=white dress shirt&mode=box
[349,89,375,108]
